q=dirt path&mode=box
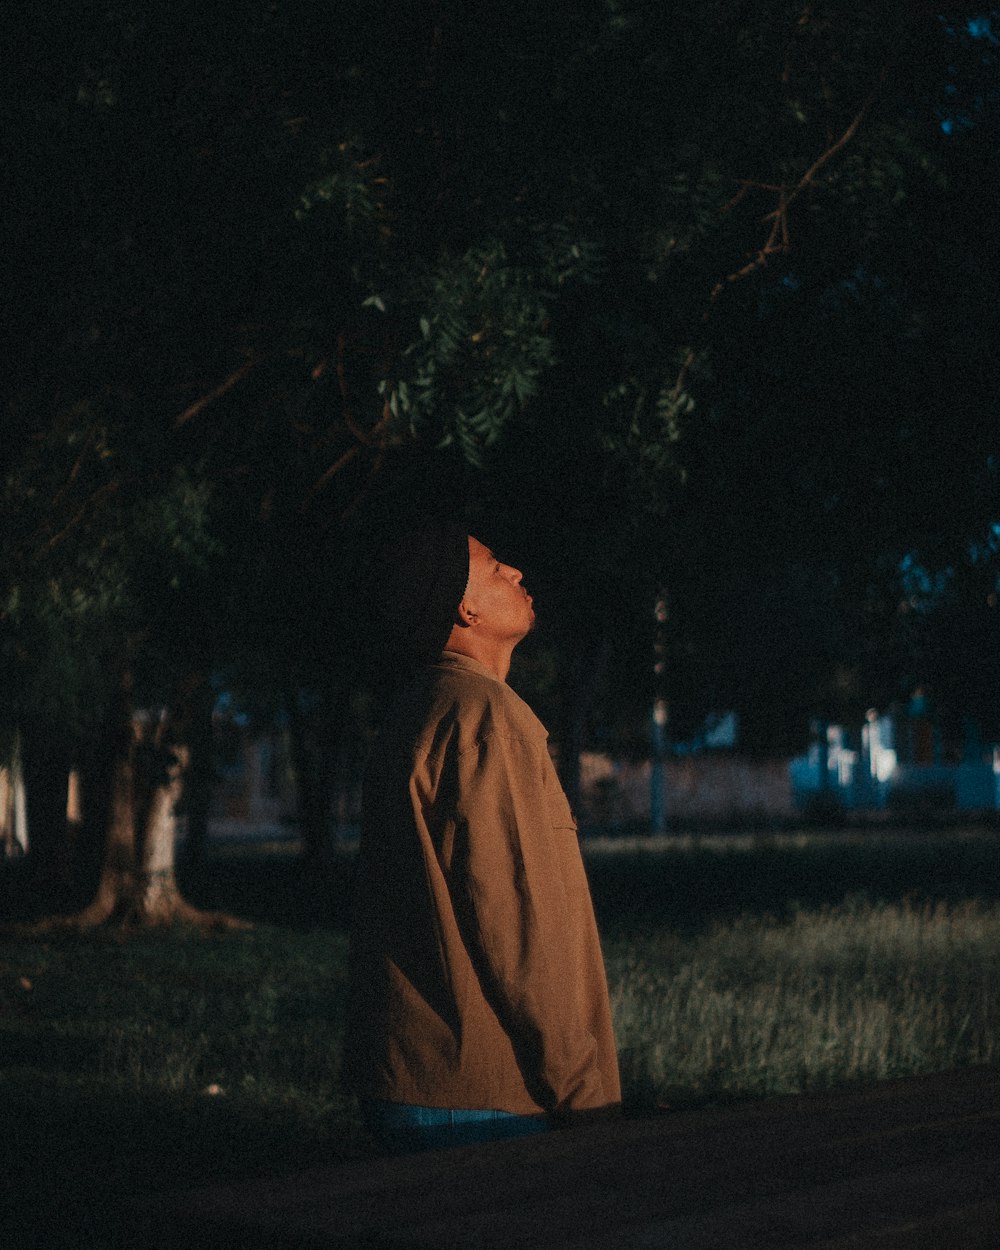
[161,1065,999,1248]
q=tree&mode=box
[4,1,989,922]
[657,15,1000,750]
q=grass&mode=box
[589,828,1000,1107]
[1,827,998,1245]
[0,923,364,1248]
[3,926,352,1108]
[607,897,999,1110]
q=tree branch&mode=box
[42,481,120,553]
[174,361,255,428]
[713,68,888,301]
[301,397,397,509]
[303,445,361,502]
[786,71,886,207]
[50,426,96,510]
[674,64,889,405]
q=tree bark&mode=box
[18,672,248,933]
[0,738,29,859]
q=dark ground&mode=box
[153,1065,1000,1250]
[4,828,998,1248]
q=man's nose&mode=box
[505,564,523,583]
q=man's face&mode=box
[462,536,535,642]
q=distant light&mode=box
[863,711,898,784]
[875,748,898,784]
[941,118,955,133]
[967,16,998,43]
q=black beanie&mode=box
[366,526,470,664]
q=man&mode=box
[344,527,621,1153]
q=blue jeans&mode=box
[362,1099,549,1154]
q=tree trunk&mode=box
[0,738,29,859]
[73,712,141,927]
[127,730,193,925]
[21,673,247,933]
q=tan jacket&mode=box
[344,651,621,1118]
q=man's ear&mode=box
[456,598,477,627]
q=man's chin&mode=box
[512,615,537,645]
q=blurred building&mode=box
[580,750,794,829]
[789,696,1000,815]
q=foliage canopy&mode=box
[3,1,997,767]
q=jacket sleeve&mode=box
[450,727,612,1116]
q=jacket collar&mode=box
[436,650,505,685]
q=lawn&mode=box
[1,827,998,1245]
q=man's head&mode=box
[365,529,533,679]
[451,537,535,654]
